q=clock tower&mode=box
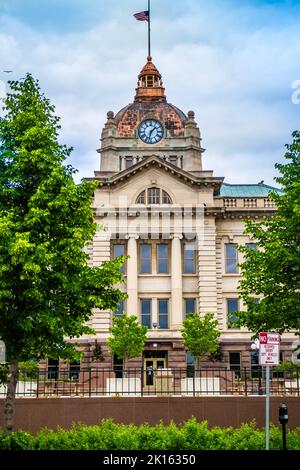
[97,56,205,175]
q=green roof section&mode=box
[218,183,283,197]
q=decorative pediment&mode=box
[92,156,223,194]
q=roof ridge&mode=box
[222,182,279,188]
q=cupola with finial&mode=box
[134,56,166,102]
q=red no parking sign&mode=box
[259,332,280,366]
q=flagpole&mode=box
[148,0,151,57]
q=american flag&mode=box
[133,10,149,22]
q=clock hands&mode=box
[149,127,156,139]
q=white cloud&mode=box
[0,1,299,185]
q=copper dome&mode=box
[114,57,187,137]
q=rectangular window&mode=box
[229,352,241,372]
[250,351,261,379]
[141,299,151,328]
[113,355,123,378]
[225,243,238,273]
[114,300,124,318]
[113,244,125,274]
[184,298,196,318]
[169,156,178,166]
[227,298,239,328]
[48,358,59,380]
[125,156,133,169]
[147,76,154,87]
[140,244,152,273]
[69,361,80,380]
[187,352,195,377]
[157,244,169,273]
[148,187,160,204]
[183,243,196,274]
[158,299,169,329]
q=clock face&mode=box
[138,120,164,144]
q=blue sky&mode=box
[1,0,300,184]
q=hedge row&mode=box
[1,419,300,450]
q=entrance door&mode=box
[143,354,167,392]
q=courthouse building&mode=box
[71,55,295,373]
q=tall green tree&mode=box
[107,313,148,370]
[237,131,300,337]
[181,313,220,369]
[0,74,125,433]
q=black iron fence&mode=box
[0,367,299,398]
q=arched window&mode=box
[162,190,172,204]
[136,191,146,204]
[135,188,172,205]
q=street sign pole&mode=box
[259,332,280,451]
[265,365,270,450]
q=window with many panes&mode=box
[225,243,238,273]
[158,299,169,329]
[136,191,145,204]
[227,298,240,328]
[162,190,172,204]
[183,242,196,274]
[140,244,152,273]
[135,188,172,205]
[139,242,170,275]
[157,244,169,273]
[229,352,241,372]
[148,187,160,204]
[184,298,197,318]
[140,299,152,328]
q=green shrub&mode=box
[0,430,34,450]
[1,419,300,450]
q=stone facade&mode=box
[63,56,297,373]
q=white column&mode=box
[171,234,183,329]
[198,219,218,315]
[120,156,125,171]
[126,235,138,316]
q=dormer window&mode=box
[125,156,133,169]
[169,156,178,166]
[136,187,172,205]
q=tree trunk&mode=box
[196,357,201,377]
[4,359,19,434]
[123,356,128,378]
